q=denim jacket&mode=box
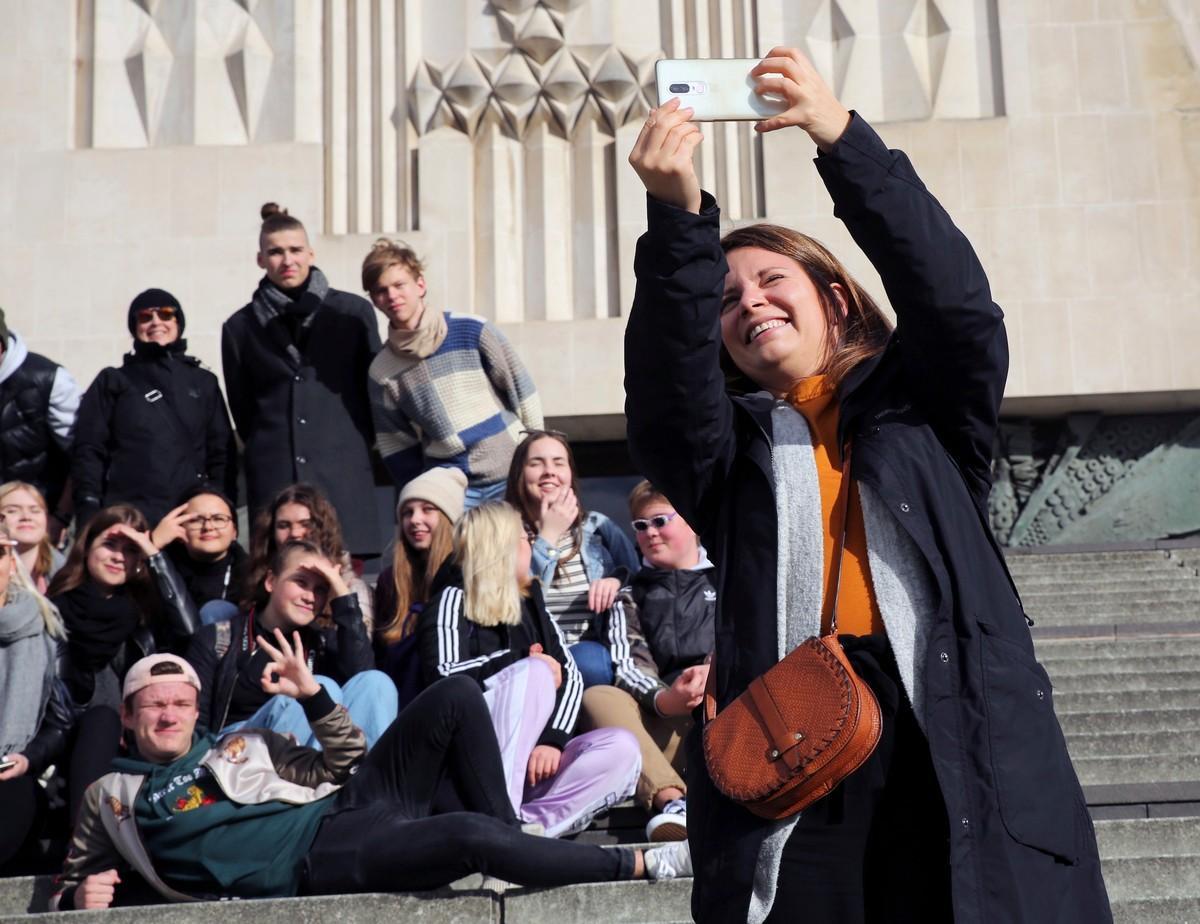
[530,510,639,586]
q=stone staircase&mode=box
[4,546,1199,921]
[1012,546,1200,923]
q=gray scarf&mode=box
[0,588,58,758]
[250,267,332,367]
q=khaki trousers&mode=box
[579,684,693,811]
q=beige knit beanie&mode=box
[397,467,468,524]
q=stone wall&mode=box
[0,0,1197,428]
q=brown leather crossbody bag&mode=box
[702,451,883,820]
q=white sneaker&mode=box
[644,839,693,880]
[645,797,687,842]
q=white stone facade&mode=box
[1,0,1198,429]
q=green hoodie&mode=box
[117,733,333,898]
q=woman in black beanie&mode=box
[72,288,237,527]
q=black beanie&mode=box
[128,288,184,335]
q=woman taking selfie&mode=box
[625,47,1109,924]
[505,430,639,687]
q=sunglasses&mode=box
[631,512,679,532]
[136,307,177,323]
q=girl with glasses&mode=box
[72,289,237,528]
[625,46,1108,924]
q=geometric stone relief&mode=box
[79,0,296,147]
[776,0,1003,122]
[989,414,1200,547]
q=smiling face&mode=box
[400,499,444,552]
[86,531,140,590]
[273,502,314,546]
[263,551,332,630]
[0,487,47,551]
[122,681,199,764]
[183,493,236,561]
[521,437,573,508]
[369,263,427,330]
[258,228,314,290]
[133,307,180,346]
[720,246,843,395]
[632,500,701,571]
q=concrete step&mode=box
[1021,606,1200,626]
[1074,754,1200,787]
[1015,573,1196,590]
[1046,655,1200,676]
[1065,729,1200,758]
[1060,708,1200,736]
[1036,637,1200,661]
[1103,854,1200,902]
[1057,689,1200,714]
[1094,818,1200,860]
[1112,897,1200,924]
[1006,551,1177,566]
[1050,671,1200,694]
[1021,588,1200,607]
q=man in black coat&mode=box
[0,308,80,527]
[72,290,237,526]
[222,207,385,557]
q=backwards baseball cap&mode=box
[122,653,202,701]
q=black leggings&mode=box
[766,635,952,924]
[68,706,122,823]
[303,675,633,894]
[0,776,45,871]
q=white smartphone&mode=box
[654,58,787,122]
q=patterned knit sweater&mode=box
[367,312,543,487]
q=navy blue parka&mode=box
[624,114,1110,923]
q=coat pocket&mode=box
[980,630,1081,863]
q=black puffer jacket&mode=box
[0,339,74,511]
[72,340,236,525]
[625,114,1110,922]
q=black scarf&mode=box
[250,267,332,363]
[54,582,143,672]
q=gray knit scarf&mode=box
[0,588,58,758]
[250,267,332,366]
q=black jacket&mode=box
[625,115,1110,923]
[72,341,236,525]
[184,593,374,733]
[0,349,71,511]
[51,553,199,712]
[221,278,385,556]
[165,541,248,610]
[419,570,583,749]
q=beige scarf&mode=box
[386,303,448,359]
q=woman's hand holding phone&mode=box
[750,46,851,150]
[628,98,703,215]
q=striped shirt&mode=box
[541,535,594,645]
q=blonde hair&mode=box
[453,503,524,628]
[0,522,64,640]
[0,481,55,584]
[361,238,426,293]
[628,479,670,518]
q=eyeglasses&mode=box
[631,512,679,532]
[136,307,178,323]
[186,514,233,530]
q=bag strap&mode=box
[823,446,854,638]
[704,442,855,724]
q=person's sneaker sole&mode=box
[648,819,687,842]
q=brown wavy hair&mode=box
[719,224,893,394]
[245,484,348,612]
[504,430,585,543]
[377,504,454,645]
[46,504,158,621]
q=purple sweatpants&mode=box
[483,658,641,838]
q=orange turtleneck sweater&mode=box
[785,375,884,637]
